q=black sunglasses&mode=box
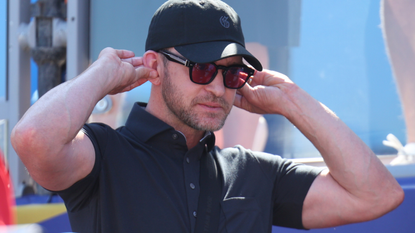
[159,50,255,89]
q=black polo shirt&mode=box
[57,103,323,233]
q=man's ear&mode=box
[143,50,161,86]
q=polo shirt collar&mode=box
[124,102,173,142]
[200,131,216,153]
[124,102,216,152]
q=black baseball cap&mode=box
[145,0,263,71]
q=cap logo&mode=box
[220,16,230,28]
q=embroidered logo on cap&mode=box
[220,16,230,28]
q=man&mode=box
[11,0,403,232]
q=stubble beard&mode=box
[161,72,231,132]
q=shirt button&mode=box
[186,157,190,163]
[172,134,178,139]
[190,183,195,189]
[193,211,197,218]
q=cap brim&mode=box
[175,41,263,71]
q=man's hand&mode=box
[233,69,298,116]
[95,47,157,95]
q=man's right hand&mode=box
[95,47,158,95]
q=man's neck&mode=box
[145,100,206,149]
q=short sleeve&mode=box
[250,151,323,229]
[271,158,323,229]
[56,123,110,212]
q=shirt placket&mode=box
[183,147,201,233]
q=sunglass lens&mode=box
[225,67,251,89]
[192,63,216,84]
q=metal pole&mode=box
[67,0,90,80]
[8,0,32,196]
[31,0,66,97]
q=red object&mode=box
[0,150,15,225]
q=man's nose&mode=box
[204,71,226,97]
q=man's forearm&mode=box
[233,59,403,228]
[286,86,402,205]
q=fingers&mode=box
[233,69,290,114]
[233,92,244,108]
[99,47,135,59]
[136,66,158,81]
[116,49,135,59]
[121,57,144,67]
[121,66,157,93]
[109,78,148,94]
[233,83,254,111]
[259,69,293,85]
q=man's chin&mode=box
[193,116,227,132]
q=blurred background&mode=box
[1,0,414,232]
